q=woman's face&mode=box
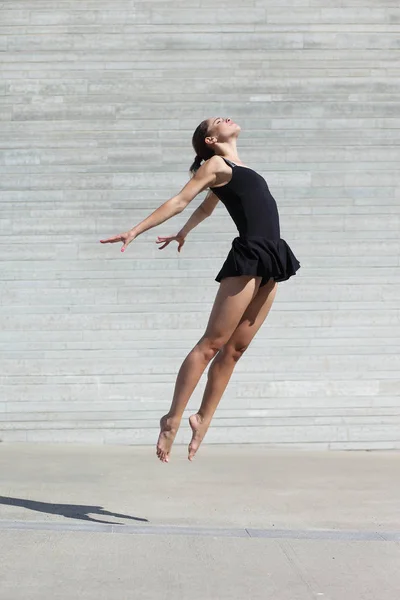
[206,116,241,142]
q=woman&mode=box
[100,117,300,463]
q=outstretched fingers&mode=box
[100,231,135,253]
[100,235,123,244]
[156,238,170,250]
[156,235,184,252]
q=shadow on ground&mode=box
[0,496,148,525]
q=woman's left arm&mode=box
[156,191,220,252]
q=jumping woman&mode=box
[100,117,300,463]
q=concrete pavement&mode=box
[1,444,399,599]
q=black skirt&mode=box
[215,236,301,287]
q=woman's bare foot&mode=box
[188,413,210,461]
[156,415,180,463]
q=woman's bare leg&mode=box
[156,275,261,462]
[188,278,278,460]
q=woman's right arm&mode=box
[181,191,219,235]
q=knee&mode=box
[221,343,249,363]
[197,336,225,362]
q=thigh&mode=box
[202,276,262,345]
[225,278,278,350]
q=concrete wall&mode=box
[1,0,399,448]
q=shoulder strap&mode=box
[221,157,236,168]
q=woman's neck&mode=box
[215,141,242,165]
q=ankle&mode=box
[195,411,211,425]
[163,413,181,427]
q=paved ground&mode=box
[1,443,399,599]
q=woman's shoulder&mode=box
[204,156,234,190]
[204,155,232,174]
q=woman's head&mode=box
[189,117,241,174]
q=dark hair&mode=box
[189,119,215,175]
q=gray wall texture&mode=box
[1,0,399,448]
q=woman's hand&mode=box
[100,229,136,253]
[156,232,186,253]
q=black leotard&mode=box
[210,158,300,286]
